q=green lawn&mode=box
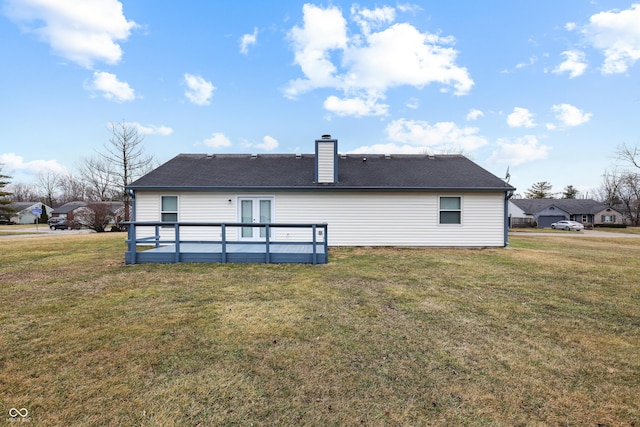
[1,233,638,426]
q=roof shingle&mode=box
[129,153,514,191]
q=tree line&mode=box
[0,121,155,224]
[521,143,640,225]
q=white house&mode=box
[125,136,515,264]
[9,202,53,224]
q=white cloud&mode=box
[4,0,138,68]
[583,4,640,74]
[184,73,215,106]
[85,71,135,102]
[565,22,577,31]
[348,119,488,153]
[405,97,419,109]
[553,50,587,78]
[285,4,348,98]
[466,108,484,121]
[551,104,592,127]
[351,4,395,36]
[255,136,279,151]
[240,27,258,55]
[507,107,536,128]
[323,95,389,117]
[203,133,231,148]
[0,152,67,176]
[502,56,538,74]
[487,135,551,166]
[285,4,473,117]
[129,122,173,136]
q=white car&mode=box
[550,220,584,231]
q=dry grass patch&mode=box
[0,233,638,426]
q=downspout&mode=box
[126,189,136,264]
[504,191,514,246]
[129,189,136,221]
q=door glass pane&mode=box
[259,200,271,238]
[241,200,253,238]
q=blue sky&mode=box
[1,1,640,197]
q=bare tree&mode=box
[618,172,640,226]
[598,169,623,206]
[58,172,87,205]
[74,203,115,232]
[99,121,155,221]
[79,156,117,201]
[37,171,60,207]
[616,143,640,170]
[7,182,41,202]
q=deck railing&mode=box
[125,221,328,264]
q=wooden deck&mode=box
[125,222,328,264]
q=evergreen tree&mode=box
[0,166,13,220]
[524,181,554,199]
[562,185,579,199]
[40,205,49,224]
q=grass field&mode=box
[1,233,638,426]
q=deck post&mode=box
[265,224,270,263]
[174,224,180,263]
[127,222,137,264]
[323,223,328,263]
[154,225,160,248]
[221,224,227,263]
[312,224,317,265]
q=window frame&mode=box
[160,195,179,222]
[438,196,462,225]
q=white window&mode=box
[439,196,461,225]
[161,196,178,222]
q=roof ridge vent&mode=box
[296,153,302,159]
[385,154,391,159]
[251,154,258,159]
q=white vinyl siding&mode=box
[275,191,504,247]
[134,190,506,247]
[316,141,335,183]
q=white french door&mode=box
[239,197,272,240]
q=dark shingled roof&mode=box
[129,153,515,191]
[510,198,616,215]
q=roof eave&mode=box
[128,185,516,192]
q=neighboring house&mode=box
[52,201,125,221]
[509,199,623,228]
[127,136,515,252]
[9,202,53,224]
[51,201,89,220]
